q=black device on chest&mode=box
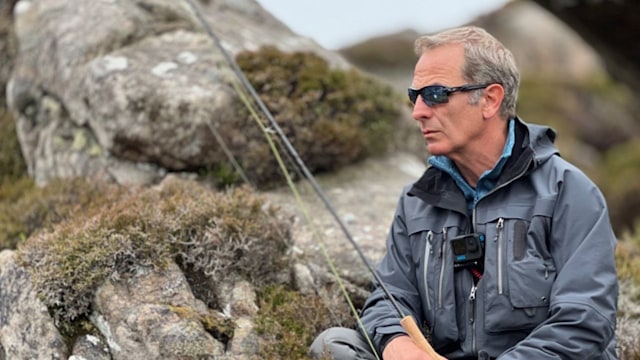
[450,232,485,268]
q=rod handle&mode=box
[400,315,446,360]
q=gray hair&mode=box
[414,26,520,119]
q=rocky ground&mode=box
[265,151,427,286]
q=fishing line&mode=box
[183,0,405,319]
[182,1,441,359]
[204,121,251,185]
[232,80,379,359]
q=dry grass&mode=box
[617,224,640,359]
[16,177,292,336]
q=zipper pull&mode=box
[439,228,448,258]
[427,231,434,255]
[469,285,478,301]
[494,218,504,241]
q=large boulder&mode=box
[6,0,349,186]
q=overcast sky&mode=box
[255,0,512,49]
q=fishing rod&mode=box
[184,1,441,358]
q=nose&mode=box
[412,96,434,123]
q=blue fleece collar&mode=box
[428,119,515,214]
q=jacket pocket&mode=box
[407,218,460,349]
[485,254,555,333]
[483,211,556,333]
[508,257,555,310]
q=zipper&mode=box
[438,227,448,308]
[477,157,533,206]
[469,283,478,354]
[496,218,505,294]
[423,230,434,310]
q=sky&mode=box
[255,0,512,50]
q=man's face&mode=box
[411,44,486,158]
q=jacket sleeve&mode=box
[499,167,618,360]
[359,187,425,356]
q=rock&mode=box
[216,281,260,359]
[473,1,604,81]
[0,250,67,360]
[69,334,111,360]
[91,261,225,359]
[6,0,350,186]
[266,151,426,287]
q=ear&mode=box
[481,83,504,119]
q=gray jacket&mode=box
[360,119,618,359]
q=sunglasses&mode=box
[408,83,493,106]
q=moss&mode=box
[0,177,117,250]
[198,162,242,189]
[169,305,235,344]
[59,317,103,351]
[0,109,27,185]
[16,177,292,337]
[233,46,403,187]
[255,284,349,360]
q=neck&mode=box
[451,120,509,187]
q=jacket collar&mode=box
[408,117,557,212]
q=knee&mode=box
[309,327,371,360]
[310,328,342,359]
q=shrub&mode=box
[233,46,403,187]
[17,177,292,334]
[0,177,118,250]
[255,285,348,360]
[161,178,293,287]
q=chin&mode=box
[426,144,446,156]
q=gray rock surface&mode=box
[92,261,225,359]
[265,151,426,286]
[0,250,67,360]
[7,0,349,186]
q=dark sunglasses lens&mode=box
[408,89,419,104]
[422,86,448,105]
[408,86,449,106]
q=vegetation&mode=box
[0,177,119,250]
[16,177,292,338]
[233,46,404,187]
[617,227,640,284]
[256,285,351,360]
[0,109,27,185]
[616,223,640,360]
[598,139,640,235]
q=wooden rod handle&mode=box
[400,315,445,360]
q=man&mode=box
[310,26,618,360]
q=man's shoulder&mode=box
[531,154,602,193]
